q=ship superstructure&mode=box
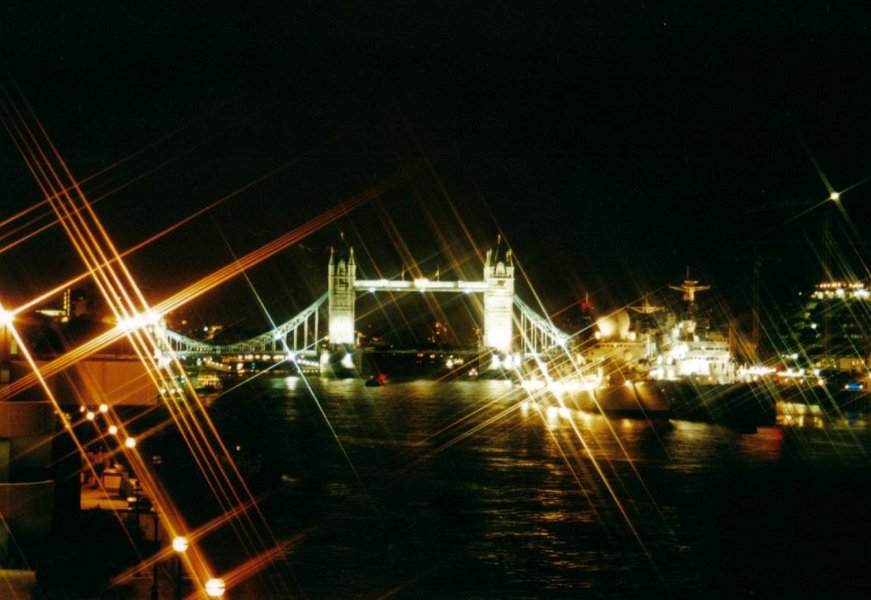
[653,278,736,383]
[581,278,737,384]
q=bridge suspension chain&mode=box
[513,296,570,356]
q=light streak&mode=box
[1,88,271,591]
[1,78,422,595]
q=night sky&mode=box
[2,3,871,338]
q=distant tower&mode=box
[328,237,356,346]
[483,237,515,351]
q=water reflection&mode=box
[204,377,871,599]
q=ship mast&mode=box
[629,298,664,315]
[669,268,710,317]
[629,296,664,331]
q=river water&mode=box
[160,377,871,599]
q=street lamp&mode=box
[205,577,225,597]
[149,455,163,600]
[172,536,188,600]
[171,536,189,553]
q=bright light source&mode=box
[0,308,13,327]
[172,536,189,553]
[829,191,840,201]
[118,310,160,332]
[108,425,118,435]
[205,578,226,597]
[86,411,95,421]
[125,437,136,449]
[99,403,109,413]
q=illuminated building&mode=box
[780,280,871,371]
[326,236,516,353]
[482,241,515,352]
[0,318,55,568]
[327,239,356,346]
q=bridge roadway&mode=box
[355,278,488,292]
[197,347,485,378]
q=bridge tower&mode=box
[328,240,356,346]
[483,238,515,352]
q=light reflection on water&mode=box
[214,378,871,599]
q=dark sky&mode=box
[2,3,871,335]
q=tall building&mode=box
[483,238,514,352]
[778,281,871,371]
[0,319,56,568]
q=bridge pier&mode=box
[327,241,356,347]
[482,241,514,352]
[319,346,362,378]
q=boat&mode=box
[571,309,670,417]
[572,277,780,425]
[365,373,388,387]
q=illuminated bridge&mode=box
[161,240,569,371]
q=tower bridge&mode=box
[163,240,569,372]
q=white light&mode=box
[172,536,189,553]
[125,437,136,449]
[829,191,840,201]
[118,310,160,332]
[205,578,226,597]
[108,425,118,435]
[99,403,109,413]
[86,411,95,421]
[0,308,13,327]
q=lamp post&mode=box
[151,457,162,546]
[149,455,162,600]
[172,536,188,600]
[205,577,225,598]
[149,509,160,600]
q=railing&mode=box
[162,293,328,358]
[514,296,570,356]
[220,292,328,354]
